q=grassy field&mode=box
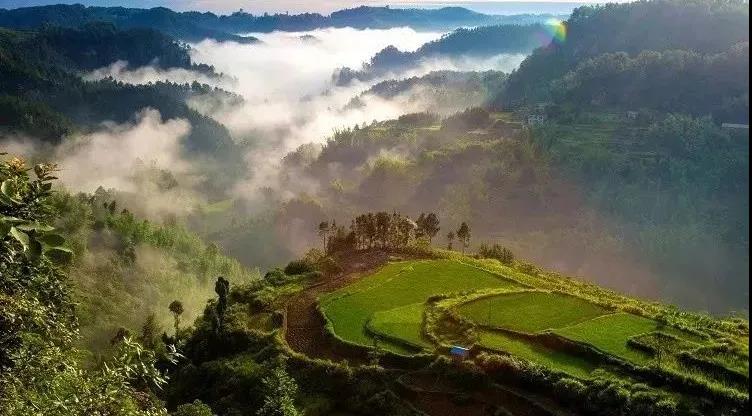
[320,259,519,351]
[367,303,431,349]
[457,291,610,333]
[477,329,598,379]
[553,313,677,364]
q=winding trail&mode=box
[284,250,399,362]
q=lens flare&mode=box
[545,18,567,44]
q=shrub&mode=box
[478,243,514,265]
[284,259,316,276]
[173,400,214,416]
[317,257,342,276]
[264,269,287,286]
[654,399,678,416]
[553,378,586,404]
[518,262,539,276]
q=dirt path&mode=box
[284,250,405,362]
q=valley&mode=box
[0,1,748,415]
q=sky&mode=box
[1,1,613,15]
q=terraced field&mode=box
[319,259,519,352]
[553,313,703,364]
[318,257,741,395]
[367,303,431,349]
[476,329,599,378]
[457,291,610,333]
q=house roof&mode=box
[721,123,749,129]
[450,346,469,355]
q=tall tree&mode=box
[446,231,455,250]
[169,300,184,337]
[214,276,230,333]
[375,212,391,248]
[423,212,440,244]
[317,221,329,251]
[415,213,426,239]
[456,222,471,253]
[257,360,301,416]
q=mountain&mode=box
[334,24,548,85]
[497,0,750,114]
[0,4,565,43]
[0,23,243,193]
[0,1,749,416]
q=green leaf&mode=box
[0,216,24,224]
[26,240,42,261]
[46,246,73,264]
[0,221,10,238]
[0,180,11,197]
[38,233,66,247]
[0,180,22,204]
[9,227,30,250]
[0,192,17,207]
[17,223,55,232]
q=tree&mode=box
[139,313,160,349]
[257,360,301,416]
[174,400,214,416]
[415,213,426,239]
[0,155,173,415]
[214,276,230,333]
[446,231,455,250]
[169,300,185,337]
[456,222,471,253]
[317,221,329,251]
[479,243,514,265]
[423,212,440,244]
[375,212,391,247]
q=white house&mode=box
[527,114,547,125]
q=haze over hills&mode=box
[0,1,749,416]
[0,3,566,42]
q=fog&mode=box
[84,27,527,204]
[2,109,203,220]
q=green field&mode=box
[554,313,671,364]
[367,303,431,349]
[477,329,598,378]
[457,291,610,333]
[320,260,519,351]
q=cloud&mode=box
[2,109,202,220]
[82,27,528,206]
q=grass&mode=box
[367,303,431,349]
[554,313,672,364]
[320,259,519,350]
[477,329,598,379]
[457,291,610,333]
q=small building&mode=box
[450,345,470,360]
[527,114,547,125]
[626,110,639,120]
[721,123,749,130]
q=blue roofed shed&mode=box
[450,346,470,360]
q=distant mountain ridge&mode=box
[0,4,566,43]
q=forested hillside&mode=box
[0,4,563,42]
[0,24,243,193]
[498,0,749,118]
[334,24,548,85]
[0,1,749,415]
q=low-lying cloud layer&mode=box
[83,27,527,202]
[2,109,202,220]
